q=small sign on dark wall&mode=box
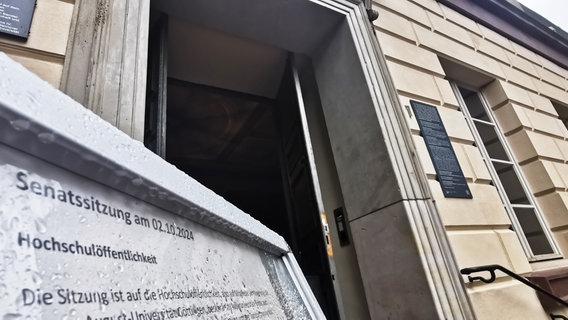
[333,207,350,247]
[410,100,473,199]
[0,0,36,39]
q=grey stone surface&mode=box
[350,201,440,319]
[151,0,343,56]
[313,20,403,221]
[298,55,371,320]
[61,0,149,141]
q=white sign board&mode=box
[0,53,324,319]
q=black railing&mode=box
[460,264,568,320]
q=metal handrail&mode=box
[460,264,568,320]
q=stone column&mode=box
[61,0,150,141]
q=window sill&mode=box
[530,258,568,272]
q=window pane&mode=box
[474,121,509,161]
[460,88,490,121]
[514,207,554,255]
[493,162,529,204]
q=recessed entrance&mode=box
[164,71,339,319]
[145,1,373,318]
[145,11,341,319]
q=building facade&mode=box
[3,0,568,318]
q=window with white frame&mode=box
[451,82,560,261]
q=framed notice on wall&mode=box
[411,100,473,199]
[0,0,36,39]
[1,145,310,319]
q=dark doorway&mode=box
[165,79,289,239]
[149,70,339,319]
[143,7,340,317]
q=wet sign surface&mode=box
[0,53,321,319]
[1,145,308,319]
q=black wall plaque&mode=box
[0,0,36,39]
[411,100,472,199]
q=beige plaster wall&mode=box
[0,0,74,87]
[373,0,568,318]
